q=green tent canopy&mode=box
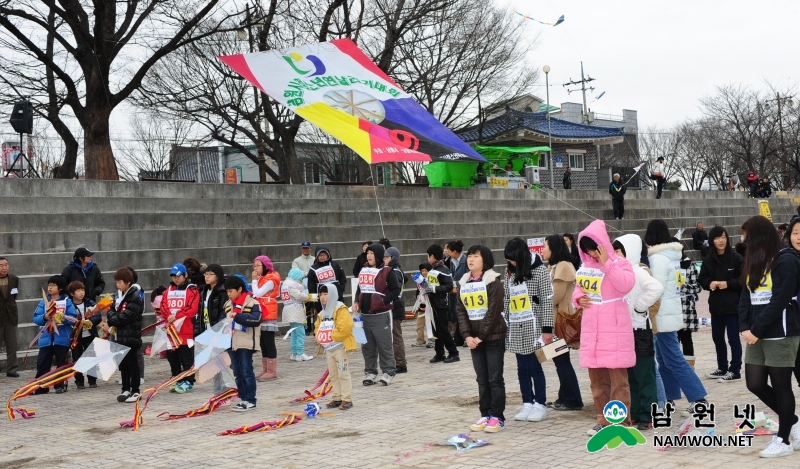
[423,145,550,188]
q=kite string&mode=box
[369,165,386,239]
[537,187,625,235]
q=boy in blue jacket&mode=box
[33,276,78,394]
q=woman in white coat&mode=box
[645,219,708,416]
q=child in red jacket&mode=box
[160,263,200,393]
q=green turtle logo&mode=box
[586,401,646,453]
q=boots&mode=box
[257,358,277,381]
[684,355,695,369]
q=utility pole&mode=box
[563,62,596,122]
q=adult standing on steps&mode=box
[0,257,20,378]
[445,240,467,347]
[563,167,572,189]
[652,156,666,199]
[353,243,400,386]
[292,241,314,276]
[426,244,460,364]
[609,173,626,220]
[61,247,105,302]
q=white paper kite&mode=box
[149,317,186,358]
[196,353,236,387]
[72,338,131,381]
[193,319,232,368]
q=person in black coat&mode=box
[385,247,409,373]
[609,173,627,220]
[562,167,572,189]
[563,233,581,271]
[698,226,744,381]
[692,222,710,258]
[307,245,348,334]
[192,264,229,337]
[61,247,105,302]
[104,268,143,402]
[352,241,372,277]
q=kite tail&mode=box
[217,414,301,436]
[140,321,163,335]
[309,369,329,392]
[290,371,332,403]
[166,324,184,348]
[157,388,238,421]
[6,363,77,420]
[120,367,196,431]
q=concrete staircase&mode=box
[1,179,796,365]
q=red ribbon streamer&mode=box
[217,414,301,436]
[290,369,333,403]
[157,388,238,421]
[119,367,196,431]
[6,362,77,420]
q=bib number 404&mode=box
[579,279,599,292]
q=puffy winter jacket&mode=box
[32,294,78,348]
[426,261,454,311]
[388,257,407,321]
[572,220,635,369]
[698,252,744,315]
[160,282,200,342]
[738,247,800,339]
[615,235,664,328]
[193,283,229,337]
[457,270,507,342]
[281,277,308,324]
[107,285,144,348]
[61,261,105,302]
[647,241,684,333]
[307,245,347,299]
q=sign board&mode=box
[489,177,509,188]
[555,156,563,168]
[527,237,545,255]
[758,200,772,221]
[225,167,241,184]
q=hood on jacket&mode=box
[366,243,386,268]
[72,260,95,274]
[647,242,683,262]
[319,283,340,319]
[459,269,501,286]
[615,234,643,266]
[121,284,141,302]
[577,220,620,268]
[315,245,333,264]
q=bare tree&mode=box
[299,125,362,182]
[116,112,196,181]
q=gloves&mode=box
[424,286,435,294]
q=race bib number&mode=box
[749,273,773,305]
[315,265,336,284]
[461,281,488,321]
[317,319,335,349]
[427,270,441,287]
[674,262,685,294]
[508,283,534,323]
[576,267,604,305]
[54,300,66,324]
[280,284,297,306]
[166,289,187,316]
[358,267,380,294]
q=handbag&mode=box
[555,308,582,349]
[633,318,655,357]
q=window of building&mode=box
[374,164,385,185]
[538,155,548,169]
[304,162,321,184]
[568,153,585,171]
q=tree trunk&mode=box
[82,107,119,180]
[283,139,305,184]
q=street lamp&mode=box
[543,65,554,189]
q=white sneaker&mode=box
[790,414,800,450]
[514,403,534,421]
[290,354,297,361]
[125,392,140,403]
[759,436,794,458]
[527,403,547,422]
[298,354,314,361]
[116,391,130,403]
[232,401,256,412]
[587,424,604,436]
[379,373,393,386]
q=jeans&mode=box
[711,314,742,374]
[471,339,506,421]
[653,334,666,408]
[229,348,256,404]
[552,351,584,407]
[289,322,305,355]
[654,331,706,402]
[516,352,546,405]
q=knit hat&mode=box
[47,275,67,292]
[288,267,304,281]
[254,255,273,273]
[206,263,225,280]
[385,247,401,262]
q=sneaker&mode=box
[290,354,297,361]
[681,399,708,418]
[76,383,85,390]
[395,365,408,373]
[443,355,460,363]
[411,343,426,348]
[169,383,179,392]
[527,403,547,422]
[297,354,314,362]
[759,436,794,458]
[483,417,504,433]
[790,415,800,450]
[88,383,97,389]
[362,373,378,386]
[553,403,583,411]
[55,387,65,394]
[514,403,534,421]
[587,424,604,436]
[429,355,446,363]
[426,342,435,348]
[125,392,140,403]
[117,391,130,403]
[469,417,489,431]
[232,401,256,412]
[706,369,726,379]
[174,381,193,394]
[637,422,652,431]
[379,373,393,386]
[326,400,343,409]
[718,372,741,382]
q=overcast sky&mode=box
[504,0,800,128]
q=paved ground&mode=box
[2,290,800,468]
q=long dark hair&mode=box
[741,216,781,291]
[644,219,673,246]
[545,234,572,266]
[706,226,732,267]
[504,238,532,284]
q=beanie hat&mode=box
[255,255,274,273]
[206,263,225,280]
[385,247,401,262]
[48,275,67,292]
[288,267,304,282]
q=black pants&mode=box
[72,335,97,386]
[432,306,458,358]
[449,303,464,346]
[471,338,506,421]
[120,344,141,394]
[260,330,277,359]
[656,177,665,199]
[676,329,694,356]
[746,364,798,444]
[166,344,195,384]
[612,198,625,219]
[36,345,69,390]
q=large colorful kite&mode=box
[218,39,485,164]
[515,12,565,26]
